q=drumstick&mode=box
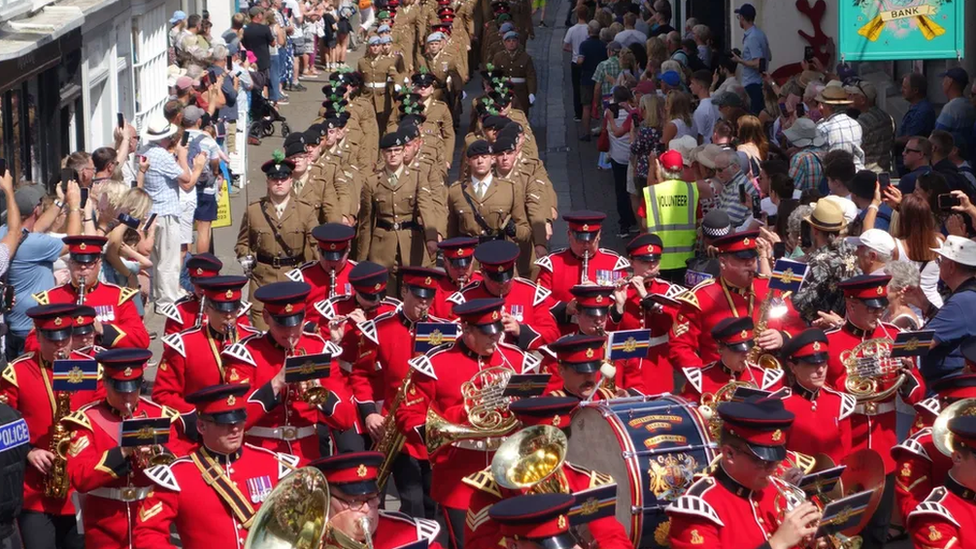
[582,362,617,404]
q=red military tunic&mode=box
[608,277,682,395]
[370,510,445,549]
[667,466,786,549]
[535,247,629,334]
[456,278,560,350]
[350,309,454,461]
[32,281,149,349]
[911,397,942,437]
[64,397,193,548]
[153,325,262,414]
[286,259,357,326]
[907,479,976,549]
[669,276,804,369]
[159,295,253,335]
[463,462,631,549]
[313,294,401,377]
[431,272,483,320]
[827,321,925,474]
[538,344,646,395]
[780,384,855,464]
[134,444,299,549]
[0,351,103,515]
[394,340,539,510]
[892,427,953,522]
[222,332,359,464]
[679,361,784,404]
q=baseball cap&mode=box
[15,184,45,217]
[183,105,206,125]
[734,3,756,19]
[939,67,970,89]
[846,229,895,257]
[660,70,681,87]
[170,10,187,24]
[175,75,196,90]
[659,150,684,172]
[668,135,698,167]
[607,41,623,53]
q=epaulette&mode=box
[314,299,337,321]
[161,332,186,357]
[596,387,616,400]
[462,467,502,497]
[539,345,556,360]
[522,350,540,373]
[1,362,17,387]
[416,517,441,542]
[908,492,959,527]
[916,396,941,418]
[222,342,256,367]
[118,286,139,305]
[534,253,553,272]
[158,403,181,424]
[145,461,183,492]
[276,452,300,479]
[31,290,50,305]
[760,367,783,390]
[62,410,93,431]
[893,431,932,461]
[158,303,182,323]
[408,354,438,380]
[827,388,857,420]
[675,281,708,309]
[447,289,467,305]
[667,488,724,526]
[285,267,306,282]
[359,313,389,345]
[682,366,703,394]
[239,301,253,318]
[788,451,817,474]
[599,248,631,271]
[523,279,550,306]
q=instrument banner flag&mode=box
[502,373,552,398]
[119,417,171,447]
[769,259,807,292]
[53,359,99,391]
[815,490,874,538]
[798,465,846,497]
[414,322,460,354]
[891,330,936,358]
[284,353,333,383]
[607,329,652,360]
[569,483,618,526]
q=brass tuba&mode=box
[245,467,330,549]
[932,398,976,457]
[491,425,569,494]
[424,366,519,455]
[841,338,904,402]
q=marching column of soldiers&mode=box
[2,2,974,549]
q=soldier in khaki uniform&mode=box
[391,0,422,71]
[284,132,334,225]
[399,123,447,258]
[481,12,511,66]
[445,139,531,245]
[357,131,440,288]
[486,90,538,160]
[306,119,355,224]
[417,32,462,110]
[358,35,406,132]
[492,31,537,116]
[340,73,380,164]
[459,113,508,179]
[235,158,320,330]
[388,83,454,173]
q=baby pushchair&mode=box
[248,90,291,144]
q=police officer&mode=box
[32,235,148,350]
[133,384,299,549]
[0,402,28,549]
[642,150,700,282]
[446,140,530,245]
[236,158,320,330]
[491,31,536,114]
[287,223,358,327]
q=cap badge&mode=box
[227,395,237,406]
[595,295,603,304]
[552,415,561,427]
[76,316,84,324]
[876,286,884,295]
[491,310,500,320]
[812,341,821,351]
[196,268,204,275]
[623,337,638,353]
[356,464,368,478]
[585,348,594,358]
[226,289,234,299]
[557,515,567,530]
[740,330,748,339]
[582,224,589,231]
[285,304,294,313]
[123,367,133,377]
[497,265,505,272]
[330,243,337,250]
[742,238,750,246]
[374,283,382,290]
[425,276,432,285]
[79,243,87,251]
[647,244,655,253]
[54,317,63,326]
[772,429,782,442]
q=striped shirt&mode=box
[789,147,825,192]
[717,172,758,227]
[142,143,185,217]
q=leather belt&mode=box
[376,219,421,231]
[256,254,303,268]
[509,77,527,83]
[854,401,896,416]
[89,486,152,502]
[247,425,316,441]
[366,81,387,88]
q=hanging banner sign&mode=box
[838,0,964,61]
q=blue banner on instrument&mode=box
[798,465,846,498]
[390,540,429,549]
[607,330,652,361]
[769,259,807,293]
[502,373,552,398]
[53,359,99,392]
[569,483,618,526]
[0,418,30,454]
[120,417,171,447]
[816,490,875,538]
[891,330,936,358]
[284,353,333,383]
[684,269,713,288]
[414,322,460,354]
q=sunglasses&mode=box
[903,148,922,155]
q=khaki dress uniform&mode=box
[324,139,368,222]
[505,108,538,159]
[392,5,422,71]
[418,50,463,109]
[387,99,454,173]
[497,157,555,276]
[347,95,380,162]
[356,165,440,282]
[409,149,448,232]
[445,176,531,244]
[491,49,537,116]
[235,197,319,329]
[358,52,407,131]
[481,22,502,65]
[306,155,353,223]
[458,130,486,179]
[509,0,533,39]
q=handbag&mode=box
[596,116,610,153]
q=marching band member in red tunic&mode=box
[542,285,644,395]
[311,451,444,549]
[488,494,579,549]
[395,297,539,549]
[133,384,299,549]
[64,349,193,548]
[678,317,784,405]
[892,374,976,522]
[455,240,560,351]
[667,398,822,549]
[542,333,621,402]
[669,230,801,369]
[31,236,148,350]
[609,233,682,394]
[159,254,252,334]
[70,305,104,356]
[0,304,103,549]
[287,223,359,326]
[431,237,483,320]
[153,276,260,434]
[464,397,631,549]
[222,281,358,464]
[906,415,976,549]
[534,211,629,335]
[778,328,855,464]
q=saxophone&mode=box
[45,351,71,499]
[746,290,791,369]
[76,276,87,306]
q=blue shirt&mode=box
[922,278,976,387]
[854,202,892,232]
[142,143,186,217]
[0,228,64,335]
[898,165,932,194]
[936,97,976,159]
[898,99,936,138]
[578,37,608,83]
[740,25,770,86]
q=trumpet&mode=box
[329,267,337,299]
[77,276,87,306]
[580,251,589,284]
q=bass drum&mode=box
[566,395,715,549]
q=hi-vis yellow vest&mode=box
[642,179,699,270]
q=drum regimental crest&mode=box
[647,453,698,501]
[653,519,671,546]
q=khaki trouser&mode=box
[226,120,237,155]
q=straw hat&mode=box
[804,199,848,232]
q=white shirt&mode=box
[614,29,648,48]
[471,173,494,198]
[692,97,720,144]
[563,23,589,63]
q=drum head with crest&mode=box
[566,395,715,548]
